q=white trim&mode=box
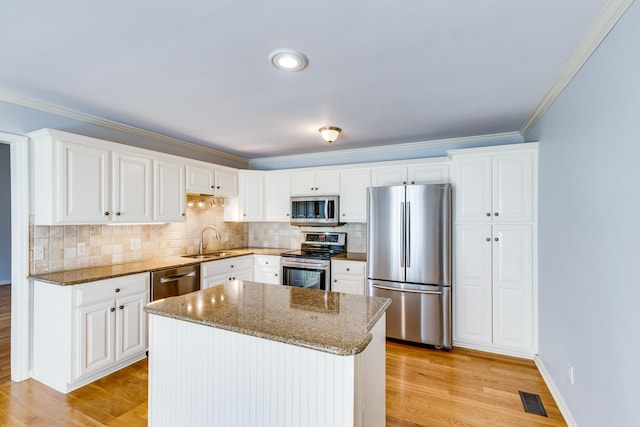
[249,132,523,170]
[520,0,634,136]
[448,141,539,158]
[452,341,535,360]
[534,356,578,427]
[0,91,248,165]
[0,131,31,382]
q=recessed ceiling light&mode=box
[269,49,308,72]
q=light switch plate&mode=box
[33,245,45,261]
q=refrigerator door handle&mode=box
[372,284,443,295]
[324,199,328,220]
[400,202,405,268]
[406,201,411,268]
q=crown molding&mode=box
[0,91,248,164]
[520,0,634,136]
[249,132,523,170]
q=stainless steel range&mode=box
[281,232,347,291]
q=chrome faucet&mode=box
[200,226,222,254]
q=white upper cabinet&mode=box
[154,158,186,222]
[451,146,535,224]
[340,168,371,222]
[237,171,265,222]
[111,150,153,223]
[186,161,215,194]
[58,139,111,224]
[371,160,450,186]
[290,170,340,195]
[265,172,291,222]
[213,167,239,196]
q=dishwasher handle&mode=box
[159,271,197,283]
[372,284,442,295]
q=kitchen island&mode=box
[145,280,390,427]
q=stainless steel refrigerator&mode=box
[366,184,452,348]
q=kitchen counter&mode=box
[145,280,390,355]
[331,251,366,262]
[146,280,388,426]
[28,247,289,286]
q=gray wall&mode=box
[0,144,10,283]
[527,2,640,425]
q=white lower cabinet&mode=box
[331,260,366,295]
[253,255,281,284]
[201,256,254,289]
[33,273,149,393]
[454,224,533,354]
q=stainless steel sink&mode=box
[182,252,234,260]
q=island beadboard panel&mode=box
[29,202,248,274]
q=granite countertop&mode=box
[331,252,366,262]
[145,280,390,356]
[29,247,289,286]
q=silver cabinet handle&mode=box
[159,271,196,283]
[372,284,442,295]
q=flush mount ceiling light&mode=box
[319,126,342,144]
[269,48,309,72]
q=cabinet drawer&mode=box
[254,255,280,269]
[331,260,365,276]
[201,255,254,276]
[75,273,149,307]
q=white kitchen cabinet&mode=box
[253,255,281,284]
[213,166,239,196]
[201,256,254,289]
[451,148,534,223]
[340,168,371,222]
[111,150,153,222]
[33,273,149,393]
[371,161,449,186]
[290,170,340,195]
[238,171,265,221]
[186,161,238,196]
[453,223,534,353]
[265,173,291,221]
[154,158,186,222]
[331,260,366,295]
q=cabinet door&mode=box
[112,151,152,222]
[453,224,492,344]
[77,301,115,378]
[492,225,533,350]
[340,168,370,222]
[202,272,231,289]
[332,275,365,295]
[371,166,407,186]
[154,159,186,222]
[492,152,534,223]
[186,163,215,194]
[290,172,317,195]
[232,268,253,282]
[239,173,264,221]
[254,255,281,284]
[315,171,340,194]
[59,141,110,223]
[214,168,239,196]
[453,156,492,223]
[265,173,291,221]
[408,163,450,184]
[116,292,148,360]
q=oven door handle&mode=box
[282,260,330,269]
[159,271,197,283]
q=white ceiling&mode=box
[0,0,615,159]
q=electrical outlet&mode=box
[130,238,141,250]
[77,242,86,256]
[33,245,45,261]
[568,364,574,385]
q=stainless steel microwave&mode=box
[290,195,341,226]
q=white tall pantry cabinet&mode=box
[449,143,537,357]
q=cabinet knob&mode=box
[110,307,115,312]
[119,305,124,310]
[243,213,246,217]
[286,213,290,216]
[230,265,234,268]
[275,274,278,277]
[494,212,499,216]
[486,212,491,217]
[105,212,110,216]
[115,212,121,216]
[334,279,337,282]
[181,213,186,216]
[310,187,314,190]
[115,288,121,293]
[342,213,345,216]
[315,187,318,190]
[402,181,407,185]
[486,238,491,242]
[346,268,350,271]
[265,261,269,264]
[411,181,415,184]
[211,185,215,189]
[216,186,220,189]
[494,237,499,242]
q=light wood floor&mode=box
[0,283,565,426]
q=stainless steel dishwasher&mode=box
[151,265,200,301]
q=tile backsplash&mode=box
[248,222,366,253]
[30,203,248,274]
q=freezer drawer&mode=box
[367,280,451,348]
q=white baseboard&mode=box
[534,356,578,427]
[453,340,535,359]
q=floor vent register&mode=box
[518,391,548,417]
